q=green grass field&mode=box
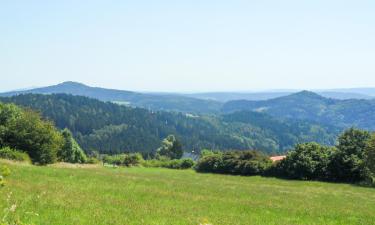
[1,160,375,225]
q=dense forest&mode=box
[1,99,374,186]
[223,91,375,130]
[0,94,339,155]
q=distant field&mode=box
[1,161,375,225]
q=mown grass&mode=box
[1,160,375,225]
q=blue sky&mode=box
[1,0,375,92]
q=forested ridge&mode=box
[0,94,339,154]
[223,91,375,130]
[0,81,222,114]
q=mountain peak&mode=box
[288,90,325,99]
[58,81,88,87]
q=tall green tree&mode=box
[328,128,371,182]
[0,103,64,165]
[276,143,334,180]
[156,135,183,159]
[0,103,22,147]
[59,129,87,163]
[365,133,375,180]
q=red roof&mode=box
[270,155,286,162]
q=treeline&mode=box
[268,128,375,183]
[0,94,339,154]
[0,102,193,171]
[0,99,194,171]
[196,128,375,184]
[0,102,88,165]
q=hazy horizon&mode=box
[3,81,375,94]
[1,1,375,92]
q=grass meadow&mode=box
[1,160,375,225]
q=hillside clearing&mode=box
[1,161,375,225]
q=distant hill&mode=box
[186,92,292,102]
[321,88,375,97]
[0,81,222,114]
[222,91,375,130]
[2,83,374,115]
[187,91,373,102]
[317,91,373,100]
[0,94,339,154]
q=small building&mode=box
[270,155,286,162]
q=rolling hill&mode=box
[187,91,373,102]
[0,94,339,154]
[4,83,372,153]
[0,81,222,114]
[2,82,374,116]
[222,91,375,130]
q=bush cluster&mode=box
[0,147,31,162]
[195,150,272,176]
[265,143,334,180]
[0,103,63,165]
[195,129,375,185]
[143,158,195,169]
[103,153,144,167]
[266,128,375,184]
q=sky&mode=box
[1,0,375,92]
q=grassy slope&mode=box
[1,161,375,225]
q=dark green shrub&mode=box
[265,129,375,184]
[263,161,284,177]
[178,158,195,169]
[0,103,64,165]
[328,128,371,182]
[103,153,144,167]
[195,150,271,176]
[0,147,31,162]
[165,158,195,169]
[270,143,334,180]
[142,158,195,169]
[195,154,223,173]
[123,153,144,167]
[240,160,268,175]
[103,154,126,166]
